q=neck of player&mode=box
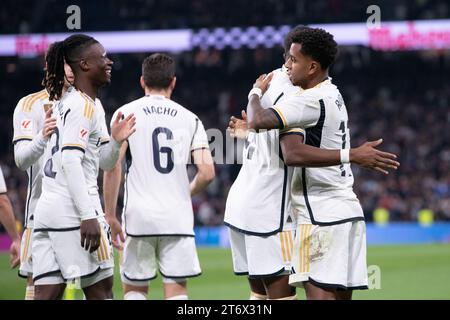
[145,87,172,99]
[303,70,329,90]
[74,78,98,100]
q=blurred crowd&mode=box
[0,0,449,229]
[1,0,449,34]
[1,44,449,227]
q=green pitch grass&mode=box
[0,244,449,300]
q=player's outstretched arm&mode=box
[0,194,21,268]
[103,142,127,250]
[14,107,56,170]
[280,134,399,174]
[99,112,136,171]
[190,149,215,196]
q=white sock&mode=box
[249,291,267,300]
[124,291,147,300]
[166,294,188,300]
[25,286,35,300]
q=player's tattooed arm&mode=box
[246,73,281,130]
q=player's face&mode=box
[84,43,113,87]
[283,50,291,68]
[64,62,75,86]
[286,43,312,88]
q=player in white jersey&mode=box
[32,34,136,300]
[0,167,21,271]
[103,53,215,300]
[226,27,399,300]
[224,28,303,300]
[12,55,77,299]
[244,27,399,299]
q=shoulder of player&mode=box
[112,97,143,117]
[94,98,105,113]
[168,99,198,119]
[64,89,96,120]
[288,82,337,103]
[15,89,49,114]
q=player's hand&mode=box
[80,218,101,253]
[227,110,249,139]
[105,214,125,250]
[350,139,400,174]
[253,73,274,95]
[42,106,57,140]
[111,112,137,143]
[9,238,20,268]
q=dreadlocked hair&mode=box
[43,34,98,101]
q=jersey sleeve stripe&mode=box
[273,106,288,128]
[279,130,305,138]
[12,136,33,144]
[24,90,46,111]
[83,100,89,118]
[190,145,210,151]
[24,91,47,112]
[81,95,94,120]
[280,128,305,134]
[269,107,286,129]
[61,145,86,153]
[88,103,94,119]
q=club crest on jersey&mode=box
[79,127,89,141]
[21,119,33,133]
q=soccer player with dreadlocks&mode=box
[12,48,77,299]
[31,34,135,300]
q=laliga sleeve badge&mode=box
[21,119,33,134]
[79,127,89,142]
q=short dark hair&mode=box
[142,53,175,89]
[289,27,338,70]
[284,25,308,54]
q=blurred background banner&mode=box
[2,19,450,57]
[193,223,450,247]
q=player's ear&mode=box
[79,58,89,72]
[170,76,176,91]
[140,76,146,90]
[309,61,319,75]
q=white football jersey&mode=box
[12,89,50,228]
[271,78,364,225]
[36,87,109,228]
[224,66,303,235]
[113,94,209,236]
[0,167,7,193]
